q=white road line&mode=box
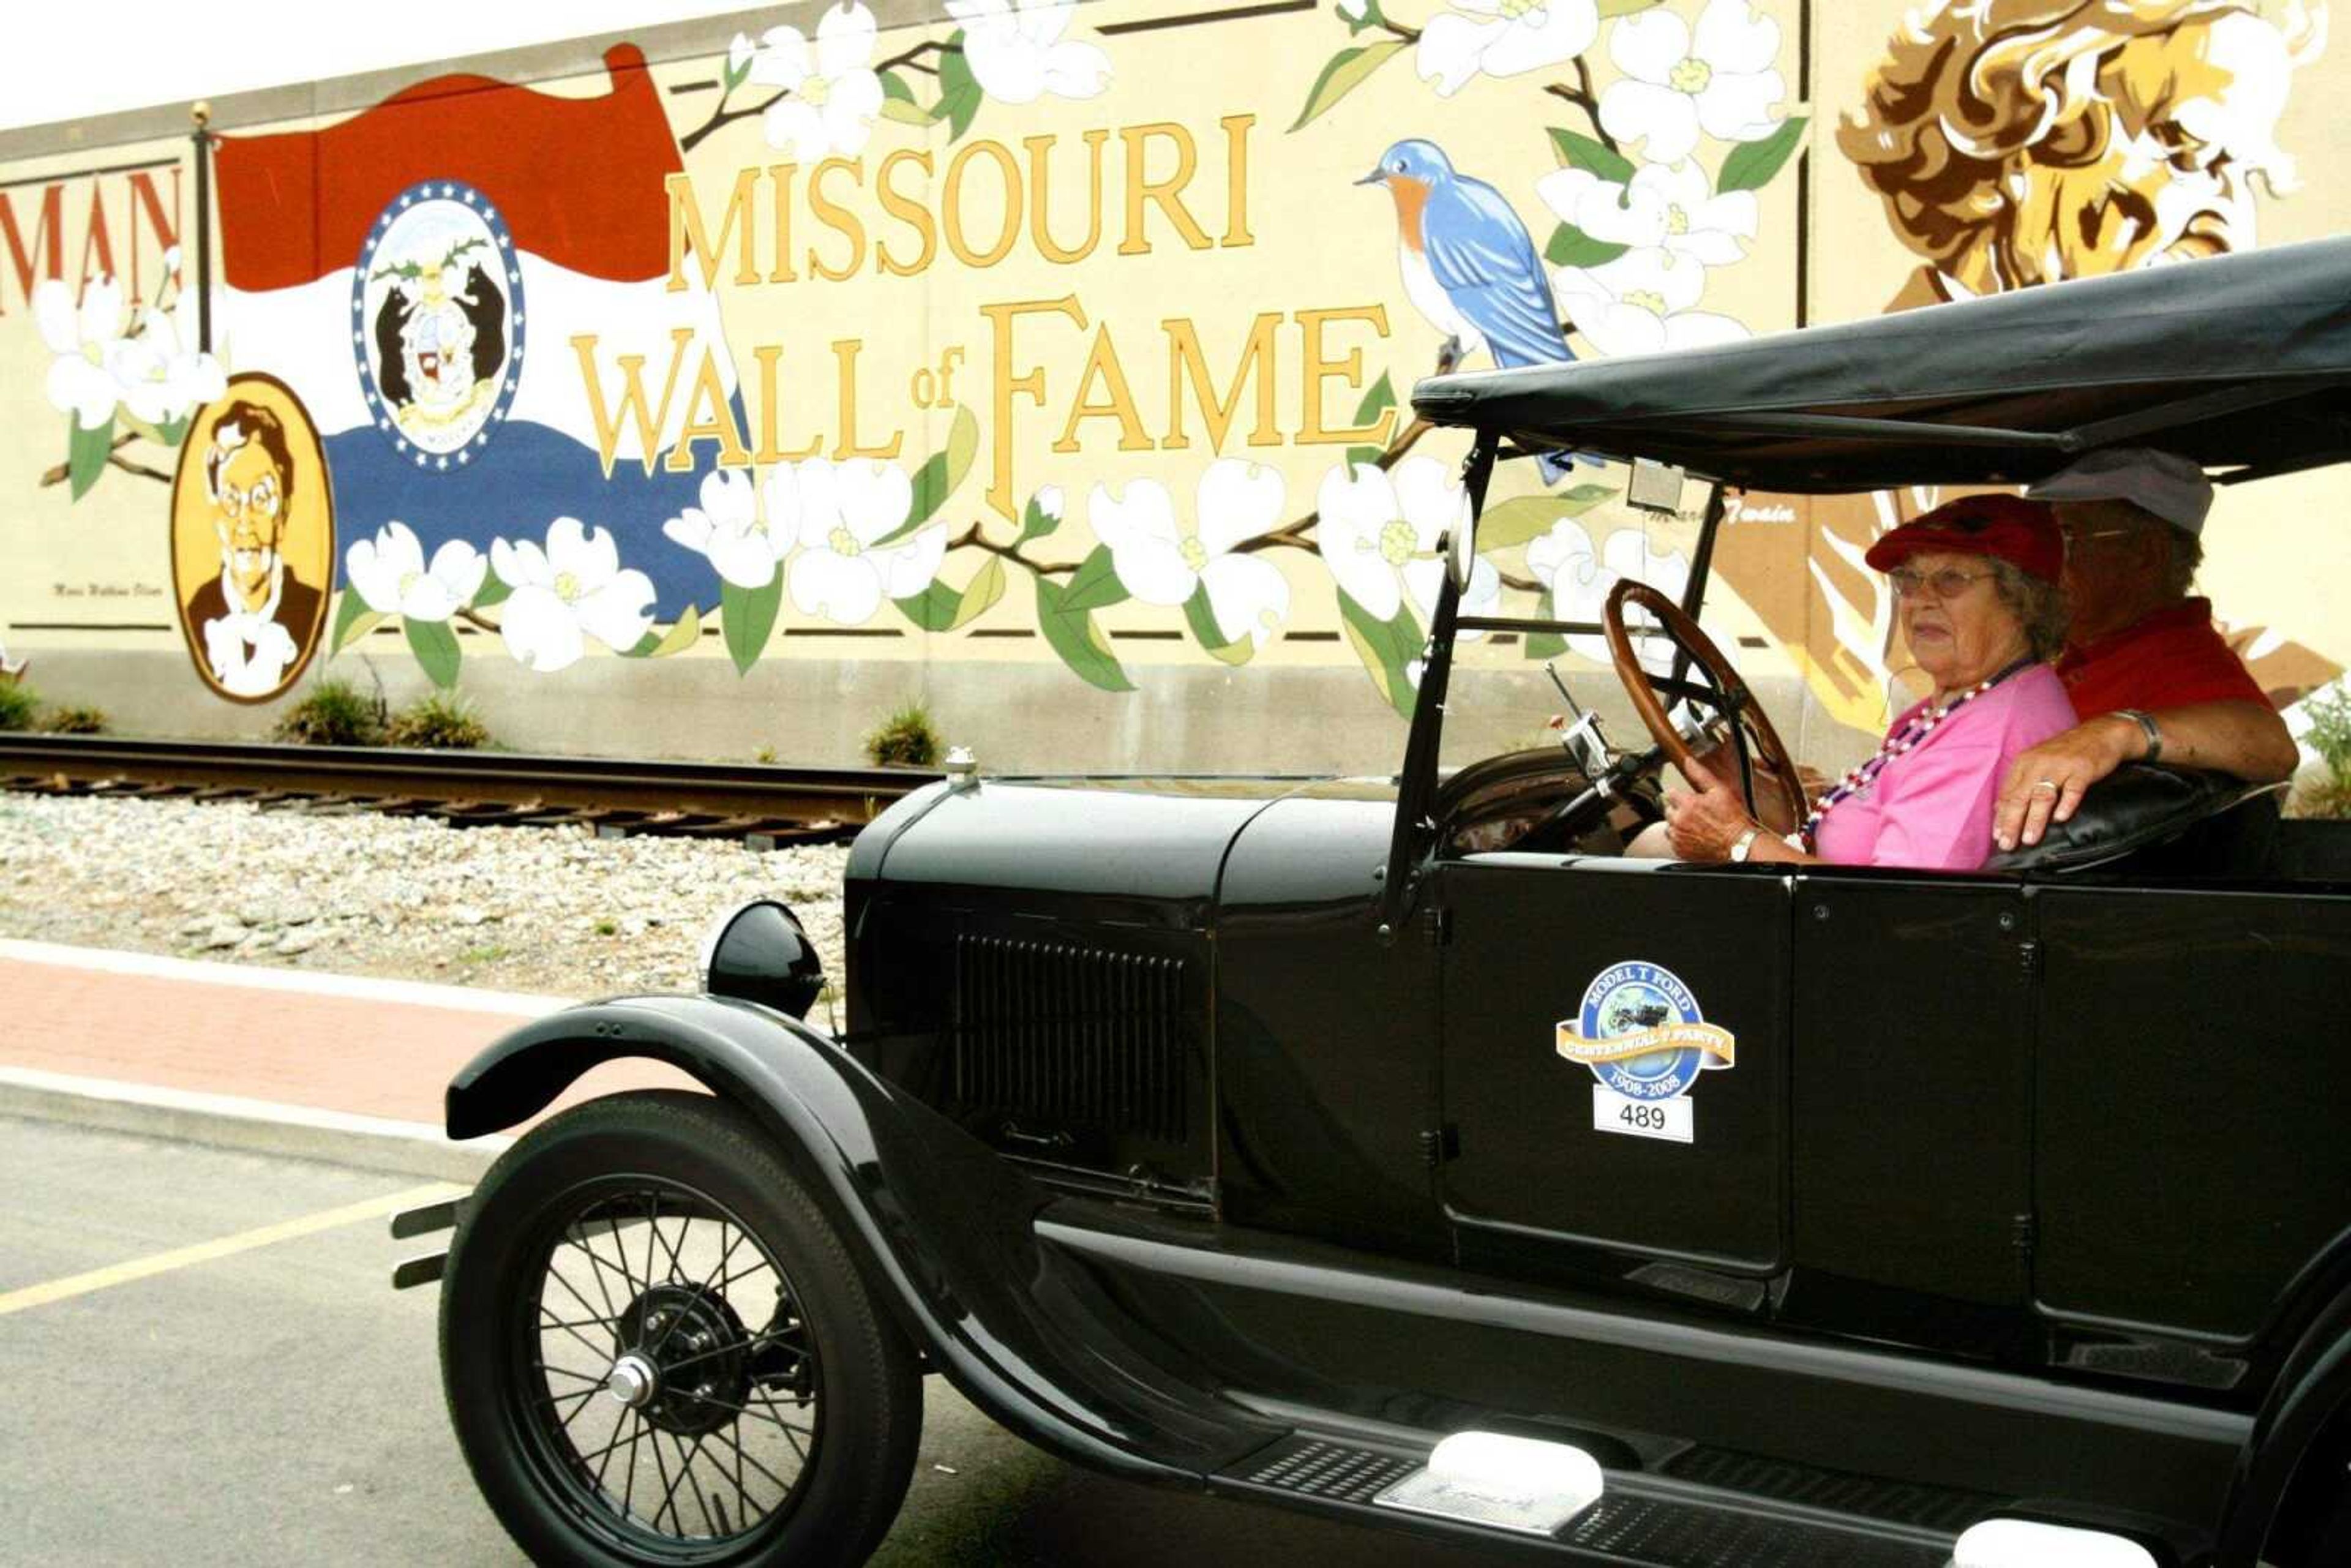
[0,937,569,1017]
[0,1065,488,1145]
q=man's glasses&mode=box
[1887,567,1995,600]
[2059,525,2133,556]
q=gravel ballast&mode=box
[0,792,850,1000]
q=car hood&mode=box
[849,775,1397,902]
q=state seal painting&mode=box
[1556,960,1736,1143]
[356,179,523,467]
[168,373,336,703]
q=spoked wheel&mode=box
[441,1092,921,1568]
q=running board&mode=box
[1213,1433,2178,1567]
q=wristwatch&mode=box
[2114,708,2164,763]
[1730,826,1763,863]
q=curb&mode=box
[0,1067,509,1184]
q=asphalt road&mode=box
[1,1118,1522,1567]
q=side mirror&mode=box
[1445,508,1477,593]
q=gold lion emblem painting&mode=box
[169,374,334,702]
[1843,0,2322,311]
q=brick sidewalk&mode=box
[0,941,694,1129]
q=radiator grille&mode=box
[952,936,1190,1144]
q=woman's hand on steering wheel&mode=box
[1603,579,1807,827]
[1662,756,1766,861]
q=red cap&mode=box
[1863,493,2061,585]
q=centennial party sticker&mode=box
[1556,961,1736,1144]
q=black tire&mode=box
[440,1090,922,1567]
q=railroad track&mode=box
[0,735,937,847]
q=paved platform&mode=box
[0,939,698,1177]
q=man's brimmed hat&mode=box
[1863,493,2062,585]
[2023,446,2213,536]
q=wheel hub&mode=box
[612,1283,751,1438]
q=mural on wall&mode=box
[70,0,1802,716]
[1715,0,2337,732]
[7,0,2342,759]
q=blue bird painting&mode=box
[1360,138,1577,480]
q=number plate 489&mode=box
[1592,1086,1692,1144]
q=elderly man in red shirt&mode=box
[1992,448,2298,852]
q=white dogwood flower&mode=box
[1538,159,1757,269]
[771,457,947,625]
[34,276,127,429]
[1555,247,1750,358]
[490,519,656,672]
[1089,459,1292,648]
[106,307,225,428]
[947,0,1111,103]
[345,522,487,624]
[664,470,786,590]
[1416,0,1599,97]
[1318,457,1496,642]
[752,2,885,160]
[1600,0,1785,166]
[1527,517,1690,669]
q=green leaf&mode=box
[1718,115,1808,193]
[152,414,190,447]
[949,556,1007,629]
[1345,0,1388,32]
[405,617,462,690]
[1347,445,1384,468]
[66,415,113,501]
[329,590,385,656]
[1034,576,1135,692]
[878,74,936,127]
[1289,39,1406,133]
[724,45,753,93]
[1548,126,1635,184]
[1526,587,1567,661]
[1016,492,1063,544]
[1352,369,1395,430]
[1183,583,1254,667]
[894,403,980,538]
[1059,542,1130,613]
[471,575,513,610]
[624,630,662,656]
[1545,222,1630,269]
[894,580,962,632]
[1336,588,1423,720]
[1476,486,1617,552]
[646,604,702,658]
[1597,0,1665,16]
[721,573,782,674]
[936,34,983,140]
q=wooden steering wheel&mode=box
[1603,579,1805,821]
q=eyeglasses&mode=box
[1887,567,1995,600]
[214,474,282,522]
[2058,525,2134,555]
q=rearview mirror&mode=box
[1446,507,1477,593]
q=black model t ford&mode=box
[398,239,2351,1567]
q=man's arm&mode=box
[1993,700,2298,850]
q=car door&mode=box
[1780,868,2036,1358]
[1435,854,1792,1288]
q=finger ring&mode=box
[2031,779,2060,795]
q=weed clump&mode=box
[272,678,386,746]
[863,700,942,768]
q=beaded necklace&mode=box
[1799,659,2031,850]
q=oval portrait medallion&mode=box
[169,373,336,704]
[354,179,523,468]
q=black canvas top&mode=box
[1410,237,2351,494]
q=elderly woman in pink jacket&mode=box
[1667,494,2078,872]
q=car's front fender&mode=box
[444,996,1273,1485]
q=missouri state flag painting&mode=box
[211,45,730,625]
